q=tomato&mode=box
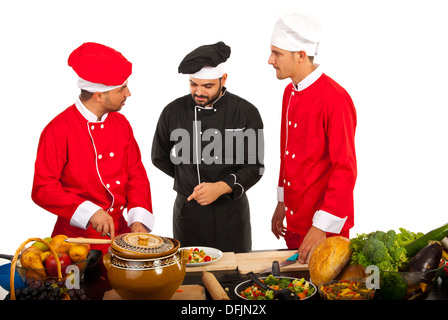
[45,252,72,277]
[193,248,199,252]
[204,255,211,262]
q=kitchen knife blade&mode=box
[259,252,299,274]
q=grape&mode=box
[7,278,88,300]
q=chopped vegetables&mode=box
[319,280,375,300]
[240,275,315,300]
[186,248,216,264]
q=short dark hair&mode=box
[80,89,94,101]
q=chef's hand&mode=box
[130,222,148,233]
[89,209,115,238]
[297,226,326,264]
[271,202,286,239]
[187,182,232,206]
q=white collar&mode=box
[75,98,108,122]
[292,64,322,92]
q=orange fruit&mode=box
[51,234,72,254]
[69,244,90,263]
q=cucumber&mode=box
[404,223,448,258]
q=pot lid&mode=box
[111,233,180,259]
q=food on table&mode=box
[50,234,72,254]
[309,236,352,286]
[6,278,88,300]
[186,248,216,264]
[17,235,91,279]
[407,242,443,273]
[319,280,374,300]
[348,225,448,300]
[402,223,448,258]
[350,230,409,272]
[240,275,315,300]
[31,237,52,252]
[20,247,46,278]
[335,263,366,281]
[69,243,90,263]
[40,251,52,263]
[350,224,448,271]
[45,252,72,277]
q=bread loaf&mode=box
[336,263,366,281]
[309,236,352,286]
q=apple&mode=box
[45,252,72,277]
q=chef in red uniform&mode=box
[31,42,154,253]
[268,13,357,263]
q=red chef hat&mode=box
[68,42,132,92]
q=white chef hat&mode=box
[77,77,128,93]
[270,12,322,56]
[189,62,226,80]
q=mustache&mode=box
[194,94,209,99]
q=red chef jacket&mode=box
[32,99,154,252]
[278,67,357,240]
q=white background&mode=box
[1,0,448,298]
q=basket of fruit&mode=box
[9,235,91,300]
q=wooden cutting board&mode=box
[186,252,237,272]
[235,250,308,274]
[103,285,206,300]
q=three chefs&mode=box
[31,13,356,257]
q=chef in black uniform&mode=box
[151,42,264,253]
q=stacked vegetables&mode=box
[349,223,448,300]
[349,224,448,272]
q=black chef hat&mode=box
[178,41,231,75]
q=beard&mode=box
[192,80,223,107]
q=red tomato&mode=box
[193,248,199,252]
[45,252,72,277]
[204,255,211,262]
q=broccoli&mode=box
[350,229,408,272]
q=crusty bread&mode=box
[309,236,352,286]
[336,263,366,281]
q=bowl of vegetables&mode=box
[318,279,375,300]
[235,274,316,300]
[377,257,446,300]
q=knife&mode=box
[259,252,299,274]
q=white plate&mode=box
[182,246,223,266]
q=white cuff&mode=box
[312,210,347,234]
[277,186,284,202]
[127,207,155,232]
[70,201,102,230]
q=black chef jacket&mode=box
[152,88,264,252]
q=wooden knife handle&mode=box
[201,271,230,300]
[65,238,111,245]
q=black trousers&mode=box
[173,193,252,253]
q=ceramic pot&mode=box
[103,233,188,300]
